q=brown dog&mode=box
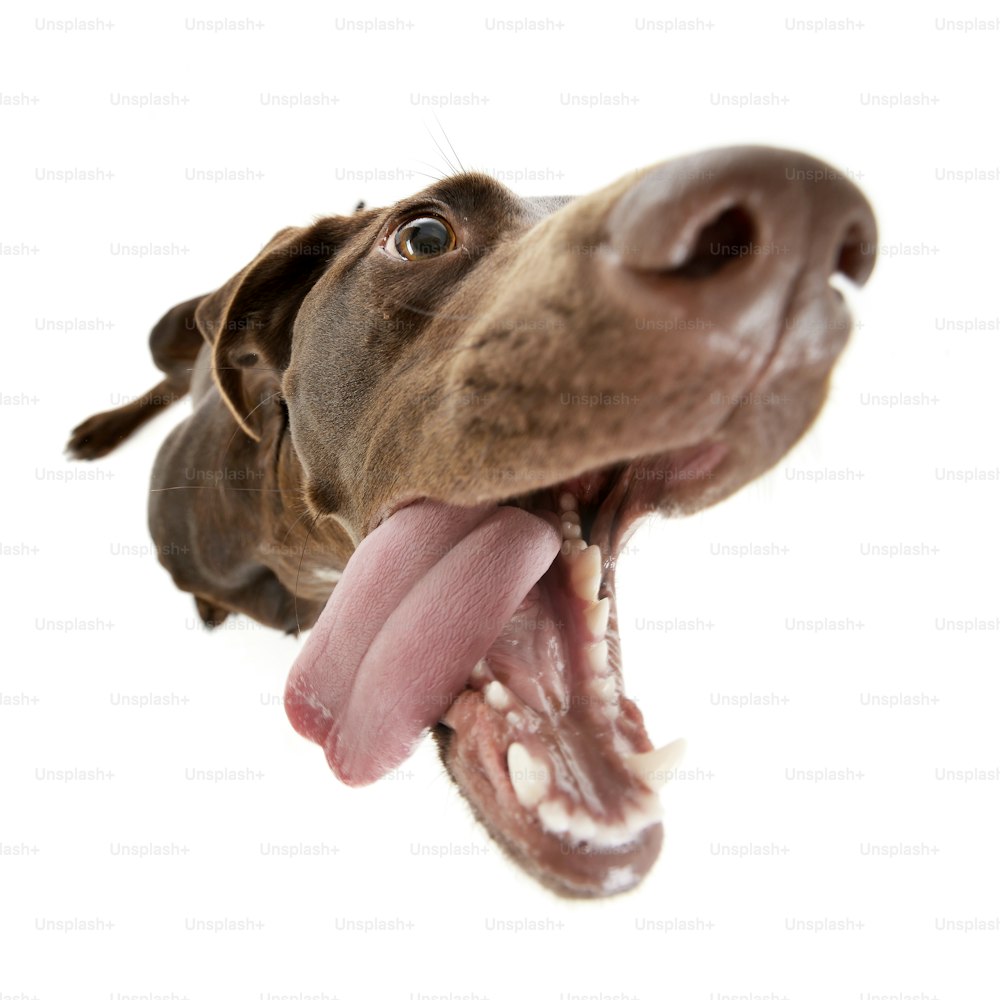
[68,146,876,897]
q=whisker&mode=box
[411,161,449,183]
[279,500,318,548]
[211,366,284,374]
[434,114,465,174]
[242,390,283,419]
[369,287,503,323]
[424,121,457,175]
[206,389,284,486]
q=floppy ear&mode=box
[194,217,358,441]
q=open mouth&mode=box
[437,443,727,895]
[284,440,728,897]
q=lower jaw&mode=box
[438,442,730,894]
[438,690,666,897]
[435,488,673,896]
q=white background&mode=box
[2,2,998,999]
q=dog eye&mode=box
[391,216,457,260]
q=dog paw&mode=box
[66,411,127,460]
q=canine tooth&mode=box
[471,659,490,683]
[558,492,578,512]
[507,742,551,809]
[561,520,582,540]
[585,639,610,676]
[570,544,602,600]
[624,739,687,792]
[484,681,511,711]
[506,711,522,727]
[561,538,587,557]
[537,800,571,834]
[584,597,610,640]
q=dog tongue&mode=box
[284,501,560,785]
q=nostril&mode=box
[834,223,869,284]
[665,206,756,279]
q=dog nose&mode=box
[605,146,877,298]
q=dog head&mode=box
[200,146,876,896]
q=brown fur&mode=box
[67,146,875,639]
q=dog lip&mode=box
[368,495,427,536]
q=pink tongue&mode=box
[284,501,560,785]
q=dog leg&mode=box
[67,295,205,459]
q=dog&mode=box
[68,146,876,897]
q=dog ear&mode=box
[194,217,358,441]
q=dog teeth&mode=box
[624,739,687,792]
[584,597,610,640]
[558,492,578,513]
[560,509,582,540]
[588,824,628,848]
[584,638,610,676]
[537,800,571,833]
[484,681,512,711]
[589,674,617,703]
[566,810,597,841]
[507,743,551,808]
[560,538,587,557]
[568,544,602,600]
[471,659,490,683]
[537,798,662,847]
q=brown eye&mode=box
[391,216,456,260]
